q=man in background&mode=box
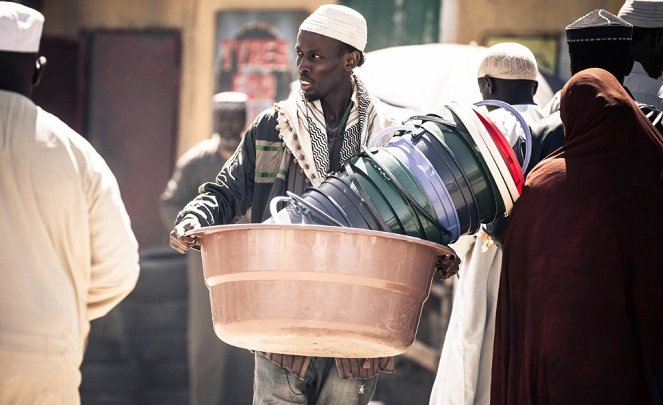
[618,0,663,110]
[542,9,635,116]
[0,2,140,404]
[430,42,545,405]
[160,91,253,405]
[532,9,635,167]
[476,42,546,151]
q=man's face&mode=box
[214,109,246,139]
[296,30,351,102]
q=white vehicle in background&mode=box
[356,42,559,119]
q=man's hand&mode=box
[169,217,201,253]
[435,253,461,280]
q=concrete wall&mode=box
[40,0,329,156]
[447,0,625,44]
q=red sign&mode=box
[215,15,303,120]
[221,39,289,71]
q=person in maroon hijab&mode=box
[491,68,663,405]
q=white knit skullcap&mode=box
[477,42,538,81]
[299,4,367,52]
[212,91,248,111]
[618,0,663,28]
[0,1,43,53]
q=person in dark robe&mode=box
[491,67,663,405]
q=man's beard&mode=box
[302,91,320,102]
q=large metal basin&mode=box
[188,223,455,358]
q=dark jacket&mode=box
[528,111,564,176]
[177,108,290,226]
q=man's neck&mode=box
[216,133,241,158]
[0,82,31,98]
[486,94,535,108]
[320,79,353,129]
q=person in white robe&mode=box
[429,42,544,405]
[0,3,139,404]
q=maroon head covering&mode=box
[491,68,663,405]
[559,68,662,167]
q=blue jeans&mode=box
[253,352,378,405]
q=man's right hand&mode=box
[169,217,201,253]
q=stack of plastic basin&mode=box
[275,101,527,246]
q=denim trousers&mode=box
[253,352,378,405]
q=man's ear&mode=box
[32,56,46,87]
[345,51,359,71]
[653,28,663,52]
[478,76,493,94]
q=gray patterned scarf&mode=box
[296,74,374,178]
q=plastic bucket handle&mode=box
[287,192,346,227]
[474,99,532,173]
[369,125,419,147]
[343,162,392,232]
[361,146,453,239]
[269,194,346,227]
[269,196,293,224]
